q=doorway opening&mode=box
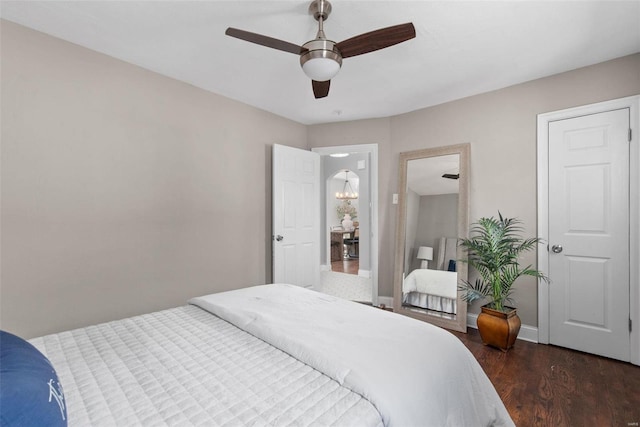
[312,144,379,306]
[330,170,360,275]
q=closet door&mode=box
[547,108,630,362]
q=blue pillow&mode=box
[0,330,67,426]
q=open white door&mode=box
[272,144,320,288]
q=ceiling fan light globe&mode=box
[300,39,342,81]
[302,57,341,81]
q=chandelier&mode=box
[336,177,358,200]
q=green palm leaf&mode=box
[458,212,548,312]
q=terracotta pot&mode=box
[476,305,521,352]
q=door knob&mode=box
[551,244,563,254]
[274,235,284,242]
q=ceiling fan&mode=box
[225,0,416,99]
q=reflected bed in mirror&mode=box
[393,144,470,332]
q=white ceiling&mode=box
[2,1,639,125]
[407,154,459,196]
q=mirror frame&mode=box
[392,143,470,332]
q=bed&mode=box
[10,284,512,426]
[402,268,458,314]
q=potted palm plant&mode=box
[458,212,548,351]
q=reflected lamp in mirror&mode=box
[417,246,433,269]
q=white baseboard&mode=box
[378,296,393,307]
[358,269,371,278]
[320,264,331,272]
[466,312,539,343]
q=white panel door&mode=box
[548,108,630,361]
[273,144,320,288]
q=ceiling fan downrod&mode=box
[300,0,342,82]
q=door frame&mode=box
[312,144,379,306]
[537,95,640,365]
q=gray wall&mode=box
[410,193,458,273]
[403,189,420,274]
[2,20,639,336]
[0,21,307,338]
[309,53,640,327]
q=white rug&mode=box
[319,271,372,303]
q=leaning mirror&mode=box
[393,144,469,332]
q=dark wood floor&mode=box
[330,259,359,275]
[450,328,640,426]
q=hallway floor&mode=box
[330,258,359,275]
[319,270,371,303]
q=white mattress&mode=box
[402,269,458,313]
[29,305,383,427]
[402,269,458,299]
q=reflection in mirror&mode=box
[393,144,469,332]
[403,155,459,318]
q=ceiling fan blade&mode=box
[336,23,416,58]
[312,80,330,99]
[225,28,305,55]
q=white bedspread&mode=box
[402,268,458,299]
[30,305,383,426]
[190,284,514,427]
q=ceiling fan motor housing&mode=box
[309,0,332,22]
[300,39,342,82]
